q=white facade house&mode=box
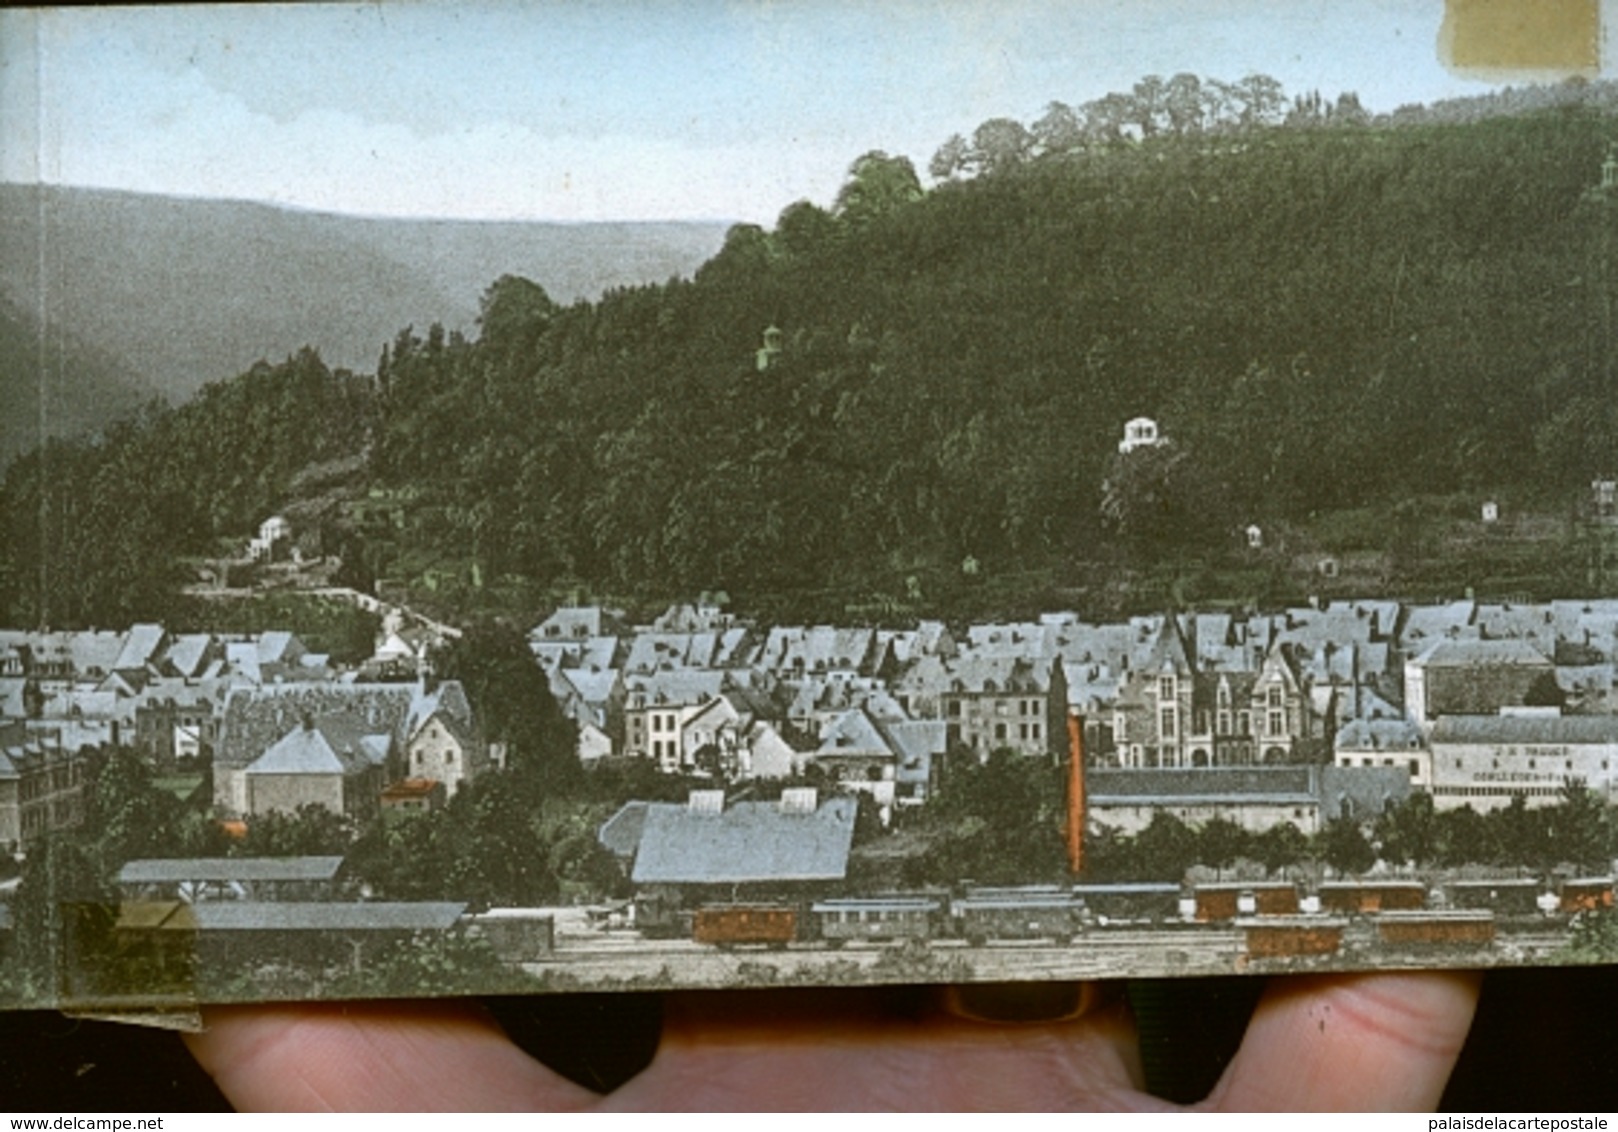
[1118,417,1162,455]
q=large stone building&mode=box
[1404,639,1555,735]
[1428,712,1618,810]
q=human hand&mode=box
[183,971,1478,1111]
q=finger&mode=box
[1204,971,1480,1112]
[607,986,1163,1111]
[184,1000,599,1112]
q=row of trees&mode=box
[1085,787,1616,884]
[929,73,1343,180]
[893,746,1618,890]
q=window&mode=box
[1160,707,1177,739]
[1267,686,1283,708]
[1238,711,1251,735]
[1019,724,1029,741]
[995,723,1007,740]
[1217,710,1231,735]
[947,700,962,718]
[1409,760,1420,777]
[1267,710,1284,736]
[1159,676,1175,700]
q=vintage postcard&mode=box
[3,1,1618,1014]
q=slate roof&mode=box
[1431,714,1618,745]
[225,643,262,685]
[217,683,418,772]
[189,901,466,931]
[1090,767,1318,804]
[629,796,856,885]
[625,669,724,708]
[118,856,345,884]
[815,709,893,759]
[1399,601,1478,646]
[561,666,620,706]
[1412,638,1552,669]
[113,624,167,672]
[248,723,347,775]
[532,606,627,641]
[1335,716,1424,751]
[162,634,214,678]
[598,801,651,858]
[405,680,474,742]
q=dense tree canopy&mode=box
[8,79,1618,627]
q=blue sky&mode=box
[0,2,1592,222]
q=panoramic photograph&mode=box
[4,1,1618,1013]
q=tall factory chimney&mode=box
[1065,711,1086,876]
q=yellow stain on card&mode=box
[1440,0,1601,79]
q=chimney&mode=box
[688,789,725,814]
[779,787,817,814]
[1066,712,1086,877]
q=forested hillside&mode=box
[0,184,728,404]
[6,84,1618,628]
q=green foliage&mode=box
[326,928,528,998]
[1374,792,1440,868]
[1100,440,1232,564]
[913,749,1067,885]
[10,85,1618,626]
[1317,816,1376,875]
[9,838,118,1003]
[1,349,367,626]
[435,622,579,794]
[234,804,352,857]
[1128,812,1201,883]
[1560,907,1618,963]
[1251,823,1309,876]
[1195,816,1249,877]
[171,594,379,666]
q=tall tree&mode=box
[834,151,923,226]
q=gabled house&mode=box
[402,681,486,798]
[622,669,725,771]
[895,654,1066,760]
[807,708,946,817]
[242,714,392,822]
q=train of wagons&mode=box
[661,875,1617,960]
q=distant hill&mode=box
[0,291,154,465]
[0,183,729,406]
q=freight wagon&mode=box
[692,903,797,949]
[1242,916,1347,959]
[1316,880,1429,915]
[1558,877,1616,915]
[1375,910,1496,948]
[1193,882,1299,922]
